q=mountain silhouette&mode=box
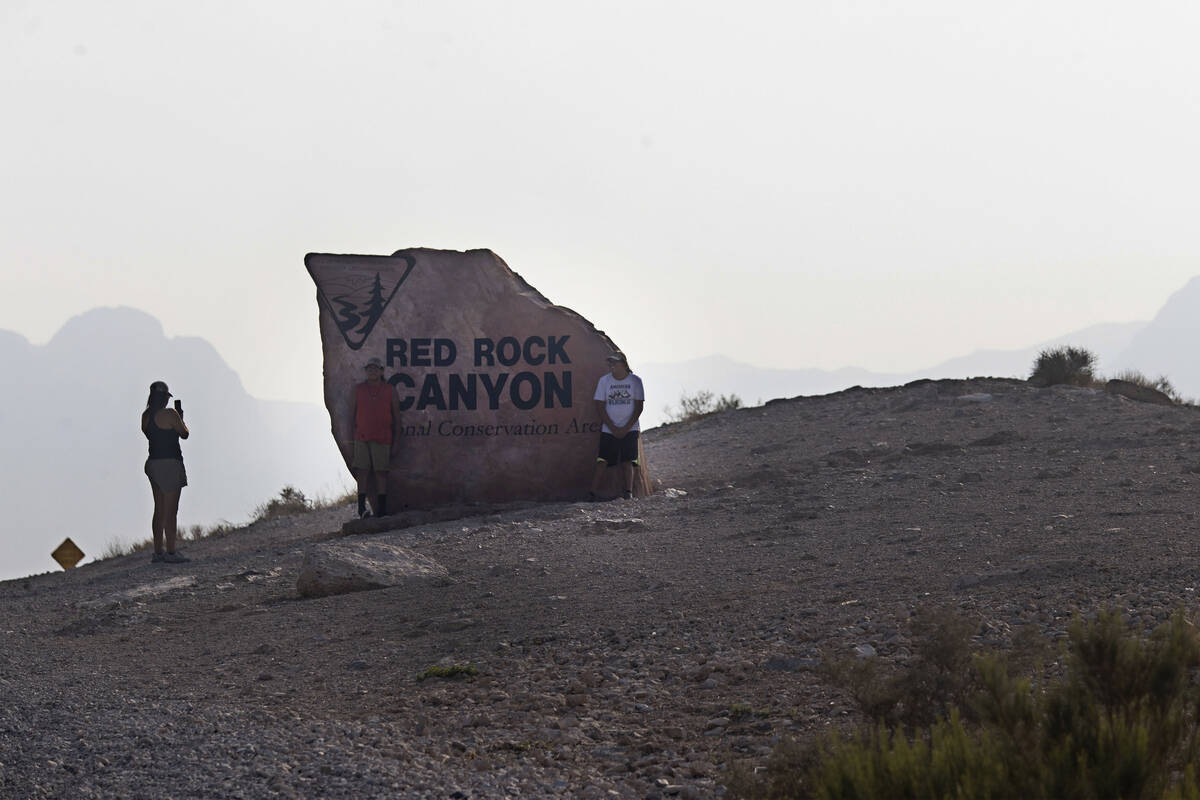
[0,307,345,580]
[1114,277,1200,400]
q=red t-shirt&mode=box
[355,382,393,443]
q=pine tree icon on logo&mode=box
[312,254,416,351]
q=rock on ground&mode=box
[296,539,451,597]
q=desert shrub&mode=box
[316,488,358,508]
[251,485,313,521]
[250,485,356,523]
[729,703,770,722]
[665,390,743,423]
[822,605,980,730]
[1112,369,1182,403]
[97,536,156,560]
[1029,345,1098,387]
[727,609,1200,800]
[99,485,351,562]
[99,538,134,559]
[416,663,478,681]
[185,521,240,541]
[725,736,821,800]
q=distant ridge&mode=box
[639,319,1149,427]
[0,307,345,581]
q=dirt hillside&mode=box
[4,378,1200,799]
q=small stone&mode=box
[435,618,476,632]
[763,656,805,671]
[853,644,877,658]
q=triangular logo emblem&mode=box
[312,254,416,351]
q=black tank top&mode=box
[144,412,183,461]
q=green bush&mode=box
[1029,345,1098,387]
[416,663,478,681]
[728,609,1200,800]
[251,485,313,521]
[821,605,981,730]
[1112,369,1182,403]
[251,486,358,522]
[665,390,743,423]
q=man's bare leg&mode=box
[590,461,609,499]
[355,469,372,517]
[374,470,389,516]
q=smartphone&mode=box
[174,399,183,413]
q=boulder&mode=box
[1105,379,1175,406]
[296,540,451,598]
[305,249,652,507]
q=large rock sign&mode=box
[306,248,651,508]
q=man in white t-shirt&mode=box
[590,350,645,500]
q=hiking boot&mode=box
[162,551,190,564]
[151,551,165,564]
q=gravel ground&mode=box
[4,378,1200,798]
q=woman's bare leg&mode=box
[161,489,182,553]
[151,484,165,553]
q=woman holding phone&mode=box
[141,380,191,563]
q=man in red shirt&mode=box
[350,357,401,517]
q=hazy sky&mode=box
[4,1,1199,405]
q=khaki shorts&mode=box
[145,458,188,492]
[352,441,391,472]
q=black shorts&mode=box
[597,431,640,466]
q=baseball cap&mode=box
[365,357,384,369]
[149,380,172,396]
[606,351,626,363]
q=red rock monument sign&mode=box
[306,249,650,507]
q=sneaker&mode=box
[150,551,165,563]
[162,551,190,564]
[622,489,633,500]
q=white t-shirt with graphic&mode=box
[594,372,645,434]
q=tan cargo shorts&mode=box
[352,441,391,472]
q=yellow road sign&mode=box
[51,538,85,570]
